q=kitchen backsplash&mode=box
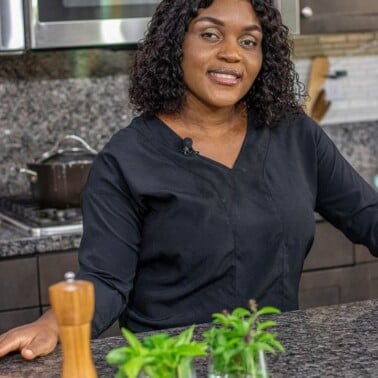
[0,50,136,195]
[0,31,377,196]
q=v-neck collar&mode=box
[141,112,259,171]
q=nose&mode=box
[217,38,242,62]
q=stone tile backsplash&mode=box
[0,47,377,196]
[0,50,136,195]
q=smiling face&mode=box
[181,0,263,112]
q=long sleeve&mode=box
[314,125,378,256]
[76,144,143,338]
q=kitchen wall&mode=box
[0,50,136,195]
[0,31,377,196]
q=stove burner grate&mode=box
[0,196,83,236]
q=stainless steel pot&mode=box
[20,135,97,209]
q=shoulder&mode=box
[85,115,155,194]
[263,112,339,167]
[97,114,162,160]
[273,112,336,150]
[268,112,322,143]
[102,115,147,152]
[87,116,145,175]
[276,112,321,135]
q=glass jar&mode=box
[208,350,268,378]
[139,360,197,378]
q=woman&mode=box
[0,0,377,360]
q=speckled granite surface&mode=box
[0,223,82,258]
[0,299,377,377]
[323,121,378,169]
[0,49,136,196]
[0,49,377,196]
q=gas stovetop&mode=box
[0,197,83,237]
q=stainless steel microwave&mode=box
[27,0,159,49]
[0,0,299,53]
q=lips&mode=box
[208,68,242,86]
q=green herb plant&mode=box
[203,300,285,378]
[106,325,207,378]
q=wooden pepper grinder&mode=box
[49,272,97,378]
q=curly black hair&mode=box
[129,0,305,127]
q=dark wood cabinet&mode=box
[302,222,354,270]
[0,250,120,337]
[300,0,378,34]
[0,308,41,335]
[0,256,41,334]
[299,221,378,309]
[0,253,77,334]
[0,257,39,311]
[299,262,378,309]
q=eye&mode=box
[200,30,221,42]
[239,36,258,49]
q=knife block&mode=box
[49,272,97,378]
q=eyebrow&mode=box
[193,16,262,33]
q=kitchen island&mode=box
[0,299,377,377]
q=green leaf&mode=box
[177,356,198,378]
[231,307,251,318]
[256,306,281,316]
[252,342,276,354]
[257,320,277,330]
[122,356,144,378]
[176,325,194,345]
[213,346,226,355]
[144,333,170,349]
[106,347,129,365]
[175,344,207,357]
[212,313,230,325]
[121,328,143,351]
[268,338,285,352]
[115,368,126,378]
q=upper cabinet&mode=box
[300,0,378,34]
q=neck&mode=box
[159,100,247,138]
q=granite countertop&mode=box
[0,222,82,258]
[0,299,377,377]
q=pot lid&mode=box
[37,135,97,164]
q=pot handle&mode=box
[38,135,98,163]
[19,168,38,183]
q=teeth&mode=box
[210,72,238,79]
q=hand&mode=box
[0,310,59,360]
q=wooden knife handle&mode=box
[49,272,97,378]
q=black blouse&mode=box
[77,112,378,337]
